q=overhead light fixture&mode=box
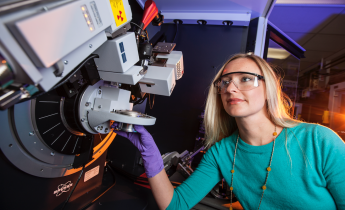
[267,48,290,59]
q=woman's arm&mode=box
[114,124,222,210]
[317,125,345,209]
[148,169,175,210]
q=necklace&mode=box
[229,126,277,210]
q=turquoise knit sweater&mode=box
[166,123,345,210]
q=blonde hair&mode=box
[204,53,300,148]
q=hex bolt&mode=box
[85,102,90,107]
[81,118,85,122]
[89,44,93,48]
[64,60,68,65]
[29,131,35,136]
[51,152,55,156]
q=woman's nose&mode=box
[225,81,239,93]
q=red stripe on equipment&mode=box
[141,0,158,30]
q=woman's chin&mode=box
[225,108,248,117]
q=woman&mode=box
[114,53,345,210]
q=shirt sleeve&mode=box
[317,125,345,209]
[166,144,223,210]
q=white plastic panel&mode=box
[12,0,113,68]
[38,31,107,91]
[98,65,144,85]
[94,87,131,113]
[156,51,184,80]
[94,32,139,73]
[139,66,175,96]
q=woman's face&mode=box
[220,58,266,118]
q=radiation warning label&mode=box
[109,0,127,26]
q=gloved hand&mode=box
[112,123,164,178]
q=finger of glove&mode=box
[133,125,155,147]
[111,122,119,129]
[113,129,143,149]
[133,125,151,136]
[113,130,130,139]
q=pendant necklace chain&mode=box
[229,125,278,210]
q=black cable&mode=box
[130,22,148,39]
[149,94,155,109]
[81,164,117,210]
[172,21,178,43]
[133,93,148,105]
[61,165,85,210]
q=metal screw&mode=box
[81,118,85,122]
[74,74,77,77]
[41,149,43,150]
[98,105,102,109]
[41,169,43,172]
[9,144,12,147]
[105,128,108,132]
[51,152,55,156]
[85,102,90,107]
[34,142,36,144]
[89,44,93,48]
[29,131,35,136]
[99,202,102,205]
[64,60,68,65]
[69,90,72,94]
[42,6,48,11]
[98,90,102,95]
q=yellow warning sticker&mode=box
[109,0,127,27]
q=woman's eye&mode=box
[241,77,251,82]
[221,80,230,85]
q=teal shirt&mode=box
[166,123,345,210]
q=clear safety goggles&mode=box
[213,72,264,94]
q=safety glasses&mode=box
[213,72,264,94]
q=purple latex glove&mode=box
[112,123,164,178]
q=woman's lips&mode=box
[227,98,244,105]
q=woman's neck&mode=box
[235,112,283,146]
